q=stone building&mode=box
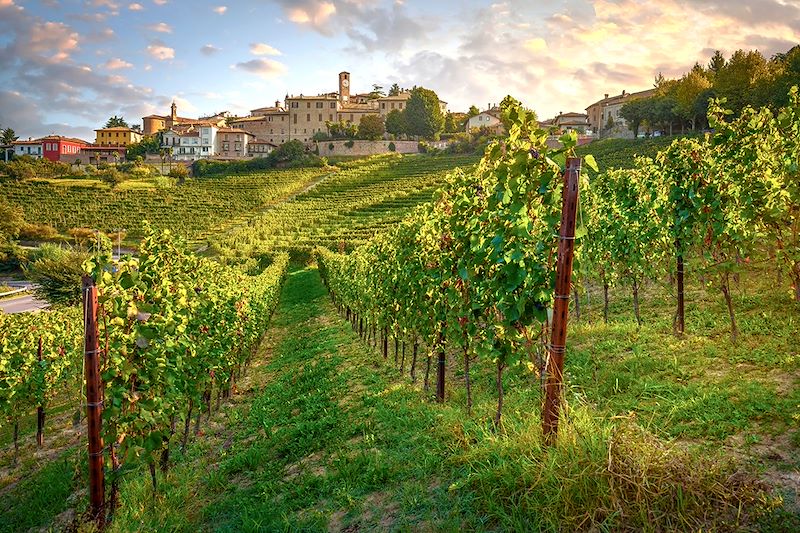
[585,89,656,137]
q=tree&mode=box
[357,114,385,140]
[1,127,18,145]
[388,83,401,96]
[369,84,385,99]
[131,124,142,132]
[0,198,24,245]
[620,98,646,137]
[713,49,771,114]
[444,112,457,133]
[405,87,445,140]
[385,109,408,137]
[675,68,712,130]
[468,105,480,117]
[126,134,162,159]
[105,115,129,128]
[708,50,726,75]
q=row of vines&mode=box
[315,87,800,426]
[0,226,288,518]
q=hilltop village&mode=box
[2,70,652,165]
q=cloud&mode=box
[232,58,287,79]
[146,22,172,33]
[249,43,282,56]
[103,57,133,69]
[128,2,143,10]
[213,5,226,14]
[146,40,174,60]
[271,0,432,52]
[153,0,167,4]
[27,21,80,61]
[200,44,220,56]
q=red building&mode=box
[40,135,90,162]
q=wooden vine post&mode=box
[542,157,581,446]
[435,324,446,403]
[675,241,685,335]
[36,336,44,447]
[83,275,105,528]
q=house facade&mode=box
[466,107,503,133]
[247,139,277,158]
[95,127,143,147]
[40,135,90,162]
[585,89,656,136]
[11,139,43,158]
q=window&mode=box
[391,103,395,109]
[318,114,322,121]
[330,102,336,109]
[303,129,306,133]
[349,114,353,121]
[293,115,297,124]
[399,103,404,109]
[306,102,310,108]
[329,114,333,121]
[222,143,229,150]
[316,102,323,108]
[306,114,310,121]
[291,102,299,108]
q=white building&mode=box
[466,107,502,132]
[11,139,43,158]
[162,125,217,161]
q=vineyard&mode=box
[0,167,328,244]
[207,154,478,257]
[1,92,799,531]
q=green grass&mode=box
[98,267,779,532]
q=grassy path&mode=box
[110,267,469,531]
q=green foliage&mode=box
[385,109,408,137]
[357,114,385,140]
[24,244,89,306]
[97,167,127,188]
[126,134,161,160]
[325,120,357,139]
[0,198,24,245]
[344,140,355,148]
[105,115,129,128]
[168,164,189,182]
[388,142,396,152]
[405,87,444,140]
[0,127,18,145]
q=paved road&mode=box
[0,293,49,314]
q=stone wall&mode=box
[316,139,421,156]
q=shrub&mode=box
[417,141,429,153]
[344,140,355,148]
[19,223,59,241]
[24,244,89,306]
[328,143,335,151]
[388,142,396,152]
[168,165,189,183]
[97,168,126,187]
[84,164,97,174]
[5,160,37,180]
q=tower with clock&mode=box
[339,71,350,103]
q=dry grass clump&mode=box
[449,406,778,531]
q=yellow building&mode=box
[94,127,143,147]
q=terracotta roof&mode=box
[142,114,168,120]
[586,88,656,110]
[38,135,91,144]
[250,139,278,146]
[217,128,255,136]
[95,127,141,132]
[287,94,338,100]
[378,92,411,100]
[12,139,42,145]
[82,145,127,151]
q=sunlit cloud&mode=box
[250,43,282,56]
[232,58,287,79]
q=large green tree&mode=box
[388,83,401,96]
[358,114,385,140]
[126,134,162,159]
[1,127,19,145]
[105,115,129,128]
[714,50,772,114]
[385,109,408,137]
[405,87,445,140]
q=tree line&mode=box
[620,46,800,137]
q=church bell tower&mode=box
[338,72,350,103]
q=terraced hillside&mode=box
[0,168,328,244]
[207,154,478,257]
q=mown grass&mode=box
[99,267,786,532]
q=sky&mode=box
[0,0,798,141]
